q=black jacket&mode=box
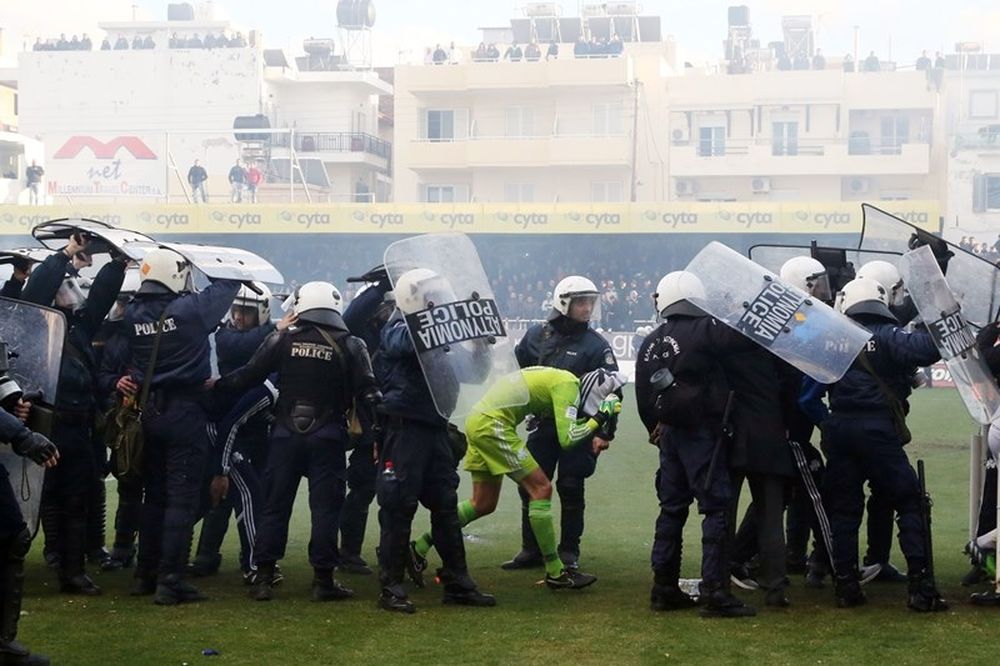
[514,316,617,378]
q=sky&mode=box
[2,0,1000,66]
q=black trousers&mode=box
[376,418,467,586]
[48,418,97,579]
[254,427,346,571]
[730,470,788,592]
[340,437,377,558]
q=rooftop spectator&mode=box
[449,41,460,64]
[812,48,826,70]
[792,52,809,70]
[525,41,541,62]
[916,50,931,71]
[81,33,92,50]
[170,32,182,48]
[473,42,488,61]
[188,33,203,48]
[101,37,112,51]
[205,33,217,49]
[608,36,623,55]
[487,43,500,60]
[114,34,129,50]
[423,46,433,65]
[230,32,247,47]
[777,52,792,70]
[934,51,945,68]
[70,35,81,50]
[546,40,558,60]
[864,50,880,72]
[504,42,523,62]
[574,36,589,58]
[132,35,143,50]
[32,38,42,51]
[432,43,447,64]
[56,33,69,50]
[142,35,155,49]
[843,53,855,72]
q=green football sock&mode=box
[528,499,564,577]
[413,500,480,558]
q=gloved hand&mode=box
[594,394,622,424]
[11,429,59,467]
[908,231,954,274]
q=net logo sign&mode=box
[52,136,157,160]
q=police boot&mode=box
[833,570,867,608]
[109,543,136,570]
[378,583,415,614]
[1,531,51,666]
[699,582,756,618]
[437,569,496,607]
[187,552,222,578]
[500,549,544,571]
[650,570,697,612]
[906,570,948,613]
[250,563,276,601]
[58,503,101,596]
[311,568,354,602]
[338,553,373,576]
[130,569,157,596]
[153,574,207,606]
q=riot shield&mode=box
[899,245,1000,425]
[858,204,1000,327]
[383,233,528,423]
[32,218,156,260]
[122,241,285,285]
[0,297,66,536]
[749,243,901,292]
[684,242,872,384]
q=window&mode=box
[504,183,535,202]
[422,184,470,203]
[974,174,1000,212]
[505,107,535,137]
[880,115,910,153]
[772,121,799,156]
[969,90,999,120]
[591,181,624,202]
[593,102,623,136]
[0,146,19,180]
[426,110,454,141]
[698,126,725,156]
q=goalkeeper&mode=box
[411,366,626,590]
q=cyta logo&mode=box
[735,212,773,228]
[213,212,262,228]
[809,211,852,228]
[512,213,547,229]
[583,213,621,229]
[154,213,189,229]
[295,213,331,228]
[892,211,930,225]
[659,212,698,228]
[368,213,404,228]
[439,213,474,229]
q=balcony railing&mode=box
[954,126,1000,151]
[676,136,930,158]
[272,132,392,161]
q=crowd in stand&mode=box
[960,234,1000,265]
[31,31,247,52]
[169,31,247,49]
[33,34,94,51]
[426,35,625,64]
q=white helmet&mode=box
[232,281,272,323]
[54,276,86,313]
[285,281,342,315]
[837,277,894,320]
[780,256,831,301]
[653,271,706,318]
[551,275,599,318]
[857,260,904,306]
[120,267,142,296]
[140,247,191,294]
[393,268,455,315]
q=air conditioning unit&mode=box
[582,4,607,18]
[525,2,559,17]
[607,1,640,15]
[675,179,696,197]
[671,126,690,144]
[751,177,771,194]
[848,177,870,194]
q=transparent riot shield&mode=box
[858,204,1000,327]
[384,233,528,423]
[685,242,872,384]
[0,298,66,536]
[899,245,1000,425]
[749,243,902,291]
[32,218,156,260]
[122,241,285,285]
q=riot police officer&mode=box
[635,271,755,617]
[376,268,495,613]
[339,269,395,576]
[502,275,618,572]
[0,405,59,666]
[821,277,947,611]
[190,282,276,580]
[125,248,241,605]
[214,281,381,602]
[22,235,125,595]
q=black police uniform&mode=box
[215,307,378,600]
[95,317,143,567]
[975,323,1000,542]
[508,314,617,567]
[0,408,57,665]
[635,306,756,616]
[22,251,125,593]
[190,317,275,576]
[125,276,240,601]
[338,279,393,571]
[822,310,945,609]
[375,316,491,611]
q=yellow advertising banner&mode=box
[0,202,940,236]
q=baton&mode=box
[704,390,735,493]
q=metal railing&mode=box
[272,132,391,160]
[674,137,929,158]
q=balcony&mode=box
[270,132,391,170]
[406,135,631,169]
[953,126,1000,152]
[669,138,931,177]
[398,56,633,93]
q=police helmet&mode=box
[837,277,896,321]
[393,268,455,316]
[284,281,345,328]
[780,256,832,302]
[551,275,599,320]
[232,281,272,323]
[139,247,192,294]
[54,276,86,313]
[653,271,706,318]
[857,260,904,306]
